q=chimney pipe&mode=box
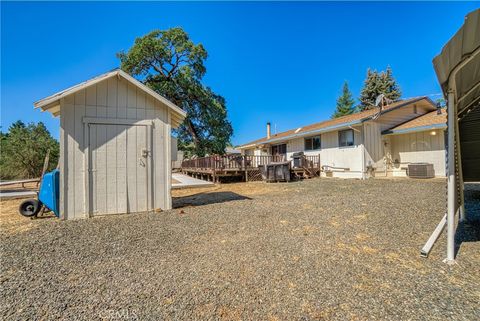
[267,122,271,139]
[436,101,443,115]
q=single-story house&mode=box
[237,97,447,178]
[34,69,186,220]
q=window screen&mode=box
[271,144,287,155]
[305,136,321,150]
[339,129,354,147]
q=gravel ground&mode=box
[1,178,479,320]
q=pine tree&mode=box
[332,81,355,118]
[358,69,382,110]
[380,66,402,102]
[358,66,402,111]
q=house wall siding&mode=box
[60,76,171,220]
[363,122,385,170]
[286,128,364,178]
[390,130,446,177]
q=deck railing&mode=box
[182,154,286,171]
[300,155,322,176]
[303,155,321,167]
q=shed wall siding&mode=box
[59,77,170,219]
[390,130,446,177]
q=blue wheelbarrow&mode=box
[18,169,60,218]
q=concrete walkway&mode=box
[172,173,214,189]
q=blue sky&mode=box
[1,2,478,145]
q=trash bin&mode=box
[292,152,304,168]
[264,161,291,182]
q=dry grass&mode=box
[2,179,479,320]
[1,182,283,236]
[172,181,288,198]
[0,199,37,236]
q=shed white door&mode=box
[88,124,151,216]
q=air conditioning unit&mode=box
[407,163,435,179]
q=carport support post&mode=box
[454,110,466,222]
[445,88,456,264]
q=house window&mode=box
[339,129,354,147]
[271,143,287,156]
[305,135,321,150]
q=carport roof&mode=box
[433,9,480,116]
[34,69,187,128]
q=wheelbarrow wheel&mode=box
[19,199,41,217]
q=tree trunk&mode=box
[186,119,201,150]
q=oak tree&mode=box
[118,28,233,156]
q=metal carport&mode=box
[422,9,480,263]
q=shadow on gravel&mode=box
[454,183,480,257]
[172,191,251,208]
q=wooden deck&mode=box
[181,154,321,182]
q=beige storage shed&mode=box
[34,69,186,220]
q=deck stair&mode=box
[291,154,321,179]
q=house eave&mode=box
[255,120,364,146]
[382,123,447,136]
[237,143,257,150]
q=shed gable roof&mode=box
[34,69,187,128]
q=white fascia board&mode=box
[34,70,119,109]
[237,144,257,150]
[382,123,447,136]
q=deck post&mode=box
[243,156,248,182]
[213,155,216,184]
[318,154,321,177]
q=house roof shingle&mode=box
[383,109,447,135]
[238,97,433,148]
